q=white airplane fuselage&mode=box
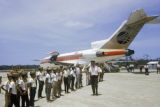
[40,49,129,68]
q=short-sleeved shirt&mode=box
[9,81,17,95]
[2,81,10,92]
[19,79,28,91]
[56,72,62,80]
[46,73,52,83]
[98,67,102,73]
[28,78,37,87]
[75,67,81,75]
[70,70,76,77]
[51,73,57,82]
[144,65,148,69]
[89,66,99,76]
[36,71,45,81]
[63,70,69,77]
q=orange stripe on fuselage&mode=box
[103,50,126,56]
[56,54,83,61]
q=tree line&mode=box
[0,65,39,70]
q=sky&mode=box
[0,0,160,65]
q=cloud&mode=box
[64,20,94,29]
[0,0,160,64]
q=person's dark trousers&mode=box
[38,80,44,98]
[46,83,52,101]
[68,75,71,90]
[80,74,83,87]
[95,76,98,95]
[9,94,20,107]
[57,80,61,96]
[71,76,75,90]
[17,92,20,107]
[30,87,36,107]
[21,91,29,107]
[64,77,69,93]
[90,75,98,95]
[90,76,95,94]
[145,69,149,75]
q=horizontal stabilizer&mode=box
[127,9,147,25]
[147,16,160,24]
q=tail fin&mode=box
[98,9,159,49]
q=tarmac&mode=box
[0,69,160,107]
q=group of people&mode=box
[139,63,160,75]
[0,61,105,107]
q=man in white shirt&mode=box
[75,65,81,89]
[63,68,69,93]
[56,69,63,97]
[70,67,76,90]
[28,71,37,106]
[45,69,52,101]
[51,69,58,99]
[9,72,20,107]
[89,60,100,95]
[20,71,29,107]
[36,68,45,99]
[1,72,12,107]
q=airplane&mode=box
[40,9,159,69]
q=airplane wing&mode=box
[51,61,74,66]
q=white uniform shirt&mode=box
[19,79,26,91]
[2,81,10,92]
[28,78,37,87]
[144,65,149,69]
[46,73,52,83]
[98,67,102,73]
[51,72,57,82]
[70,70,76,77]
[9,81,17,95]
[89,66,99,76]
[36,71,44,81]
[63,70,69,77]
[75,67,80,75]
[56,72,62,81]
[20,79,28,91]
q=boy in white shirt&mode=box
[1,72,12,107]
[28,71,37,107]
[51,69,58,99]
[57,69,62,97]
[45,69,52,101]
[63,68,69,93]
[36,68,45,99]
[19,71,29,107]
[9,72,20,107]
[70,67,76,91]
